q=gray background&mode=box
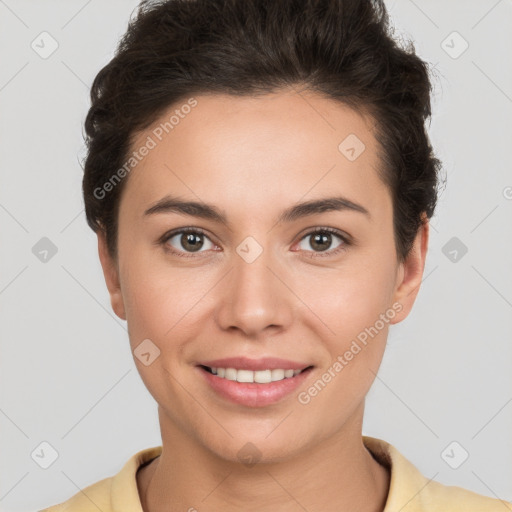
[1,1,511,511]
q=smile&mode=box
[196,359,314,407]
[201,365,309,383]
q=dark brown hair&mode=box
[83,0,443,263]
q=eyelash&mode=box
[158,226,351,259]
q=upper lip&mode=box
[198,357,312,371]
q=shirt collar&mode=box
[363,435,433,511]
[110,436,431,512]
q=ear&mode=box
[97,230,126,320]
[389,213,430,325]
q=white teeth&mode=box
[237,369,254,383]
[254,370,272,383]
[207,366,305,383]
[271,369,285,381]
[225,368,237,381]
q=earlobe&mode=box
[389,214,430,325]
[97,231,126,321]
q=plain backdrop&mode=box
[0,1,511,511]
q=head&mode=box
[85,0,441,463]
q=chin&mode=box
[200,428,309,467]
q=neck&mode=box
[138,406,390,512]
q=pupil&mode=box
[183,233,203,252]
[312,233,330,252]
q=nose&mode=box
[214,244,294,338]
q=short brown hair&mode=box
[83,0,443,263]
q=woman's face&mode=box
[99,89,428,463]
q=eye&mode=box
[296,227,350,257]
[162,227,217,258]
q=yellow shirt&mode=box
[39,436,510,511]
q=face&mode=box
[98,88,428,463]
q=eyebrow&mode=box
[144,194,371,225]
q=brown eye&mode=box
[163,228,215,256]
[296,228,349,257]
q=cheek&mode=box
[119,250,170,342]
[302,255,397,342]
[295,261,396,415]
[120,251,210,347]
[119,255,199,400]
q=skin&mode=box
[97,87,429,512]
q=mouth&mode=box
[196,359,315,407]
[198,365,313,383]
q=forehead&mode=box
[121,90,389,222]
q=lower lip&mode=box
[197,366,313,407]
